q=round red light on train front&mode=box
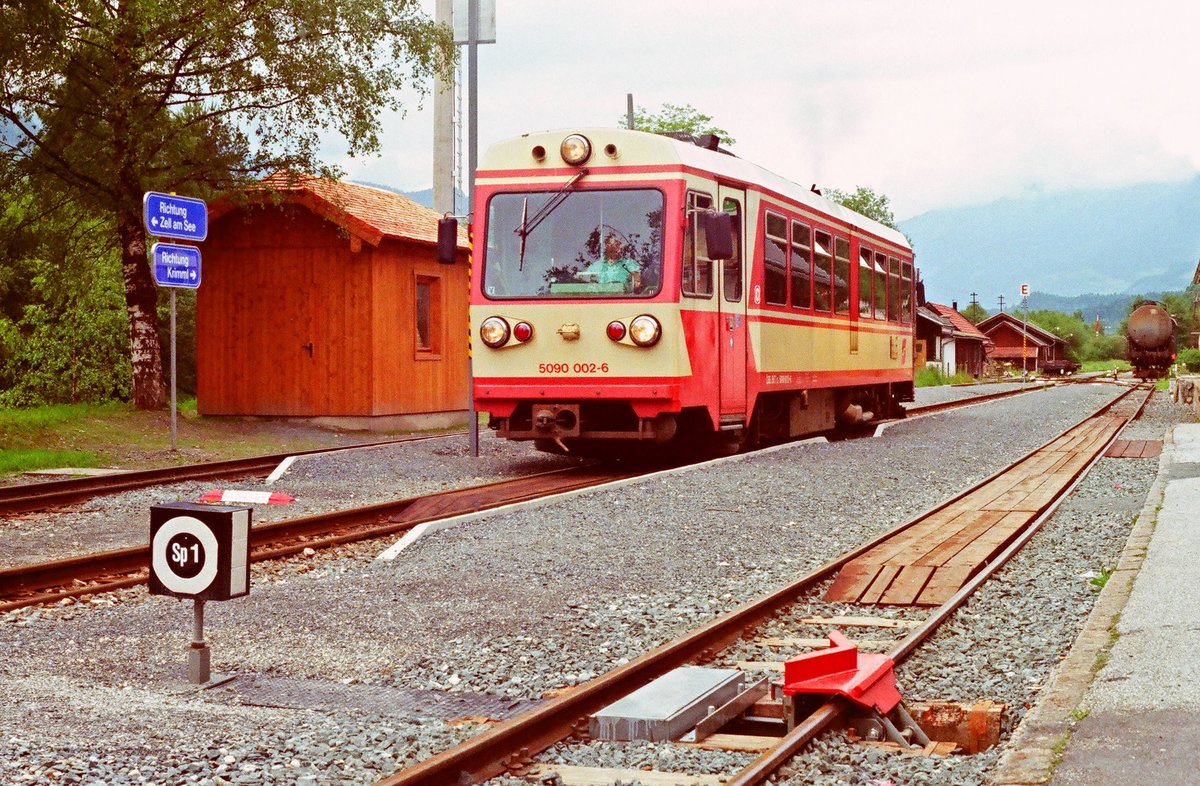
[606,321,627,342]
[513,321,534,342]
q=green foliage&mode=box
[960,302,988,324]
[1178,348,1200,372]
[626,103,736,146]
[825,186,899,231]
[1026,309,1089,362]
[1089,566,1113,590]
[0,0,455,408]
[0,189,132,407]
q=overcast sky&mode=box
[327,0,1200,220]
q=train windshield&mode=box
[482,188,664,298]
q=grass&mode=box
[0,399,390,478]
[1080,359,1130,373]
[1088,566,1113,590]
[915,366,976,387]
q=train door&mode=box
[717,187,747,423]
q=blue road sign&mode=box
[143,192,208,241]
[152,242,202,289]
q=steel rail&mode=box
[0,464,632,612]
[374,384,1146,786]
[0,432,463,517]
[723,383,1151,786]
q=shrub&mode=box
[1178,348,1200,372]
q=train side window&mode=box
[791,221,812,310]
[887,257,901,322]
[858,247,874,319]
[683,191,714,298]
[722,197,742,303]
[764,211,788,306]
[813,230,833,312]
[833,237,851,315]
[900,261,913,324]
[873,253,888,321]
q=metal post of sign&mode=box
[170,288,177,450]
[188,598,210,684]
[467,0,480,457]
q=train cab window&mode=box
[873,253,888,321]
[833,237,851,315]
[858,247,874,319]
[764,211,788,306]
[683,191,715,298]
[791,221,812,310]
[722,197,743,303]
[813,230,833,312]
[887,257,902,322]
[900,261,913,324]
[482,188,664,299]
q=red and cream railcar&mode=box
[468,128,915,454]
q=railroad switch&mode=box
[782,631,930,749]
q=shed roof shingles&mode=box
[211,174,466,249]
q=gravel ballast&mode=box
[0,382,1182,785]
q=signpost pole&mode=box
[188,598,210,684]
[170,289,178,451]
[467,0,480,458]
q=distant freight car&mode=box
[1126,301,1177,379]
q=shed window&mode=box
[764,211,788,306]
[416,275,441,355]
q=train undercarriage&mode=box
[489,381,914,457]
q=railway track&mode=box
[0,381,1117,613]
[373,384,1151,786]
[0,464,642,612]
[0,432,461,517]
[0,381,1066,518]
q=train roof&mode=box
[478,127,911,253]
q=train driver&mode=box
[580,234,642,291]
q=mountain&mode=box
[900,178,1200,310]
[347,181,465,212]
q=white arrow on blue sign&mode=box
[152,242,202,289]
[143,191,208,242]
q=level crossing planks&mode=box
[824,415,1127,606]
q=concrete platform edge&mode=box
[986,431,1169,785]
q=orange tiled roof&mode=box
[211,173,467,250]
[927,302,988,341]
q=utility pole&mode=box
[432,0,454,216]
[997,294,1005,313]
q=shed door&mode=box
[717,187,746,423]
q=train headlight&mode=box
[606,321,627,342]
[480,317,510,348]
[629,315,662,347]
[560,134,592,166]
[513,321,534,342]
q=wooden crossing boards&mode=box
[1105,439,1162,459]
[824,415,1127,606]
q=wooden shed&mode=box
[196,175,470,429]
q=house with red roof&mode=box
[196,174,470,427]
[917,302,991,377]
[977,311,1078,375]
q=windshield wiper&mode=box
[516,168,589,270]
